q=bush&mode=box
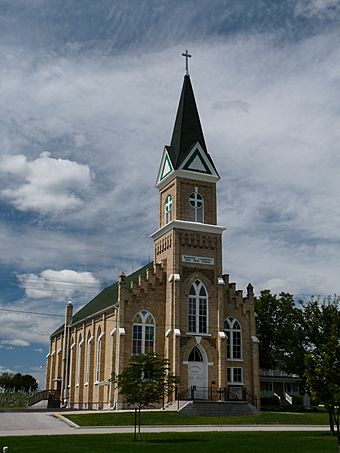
[0,392,32,408]
[292,395,303,405]
[260,396,280,406]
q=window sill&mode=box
[84,382,88,387]
[228,382,244,386]
[227,358,243,362]
[186,332,211,337]
[94,381,99,385]
[75,384,79,388]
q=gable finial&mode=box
[182,49,192,75]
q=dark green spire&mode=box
[168,74,217,174]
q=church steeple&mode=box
[154,57,225,236]
[157,72,219,187]
[168,74,209,169]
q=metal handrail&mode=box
[177,385,257,406]
[27,389,60,406]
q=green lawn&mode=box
[65,410,329,426]
[0,432,336,453]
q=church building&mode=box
[45,58,260,410]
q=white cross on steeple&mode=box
[182,49,192,75]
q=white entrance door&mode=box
[188,346,208,399]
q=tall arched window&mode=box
[132,311,155,354]
[76,334,83,386]
[56,349,61,380]
[85,330,92,384]
[188,280,208,334]
[95,327,103,382]
[164,194,173,224]
[225,317,242,360]
[189,191,204,222]
[69,335,75,388]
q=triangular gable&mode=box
[180,143,217,176]
[157,148,174,183]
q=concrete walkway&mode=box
[0,411,329,437]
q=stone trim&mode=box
[150,219,225,241]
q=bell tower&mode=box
[151,54,227,383]
[152,60,224,274]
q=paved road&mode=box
[0,412,71,436]
[0,412,330,437]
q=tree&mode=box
[255,290,305,375]
[305,336,340,449]
[0,373,14,392]
[0,373,38,393]
[303,295,340,444]
[20,374,39,392]
[111,354,179,440]
[303,295,340,349]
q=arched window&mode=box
[76,334,83,386]
[164,194,173,224]
[68,336,75,388]
[188,280,208,334]
[189,191,204,222]
[188,346,203,362]
[95,327,103,382]
[85,330,92,384]
[225,317,242,360]
[132,311,155,354]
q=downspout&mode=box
[62,301,73,407]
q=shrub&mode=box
[260,396,280,406]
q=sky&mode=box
[1,0,340,386]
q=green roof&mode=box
[51,262,153,337]
[168,74,218,175]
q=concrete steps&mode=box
[162,400,192,411]
[179,401,259,417]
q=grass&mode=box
[65,410,329,426]
[0,432,336,453]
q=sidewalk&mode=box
[0,411,329,437]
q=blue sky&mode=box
[1,0,340,386]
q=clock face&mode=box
[165,194,173,213]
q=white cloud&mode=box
[0,304,62,346]
[0,339,30,347]
[0,365,14,374]
[33,348,44,353]
[0,152,93,214]
[295,0,340,18]
[17,269,100,300]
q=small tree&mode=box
[111,354,179,440]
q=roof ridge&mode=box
[51,261,153,337]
